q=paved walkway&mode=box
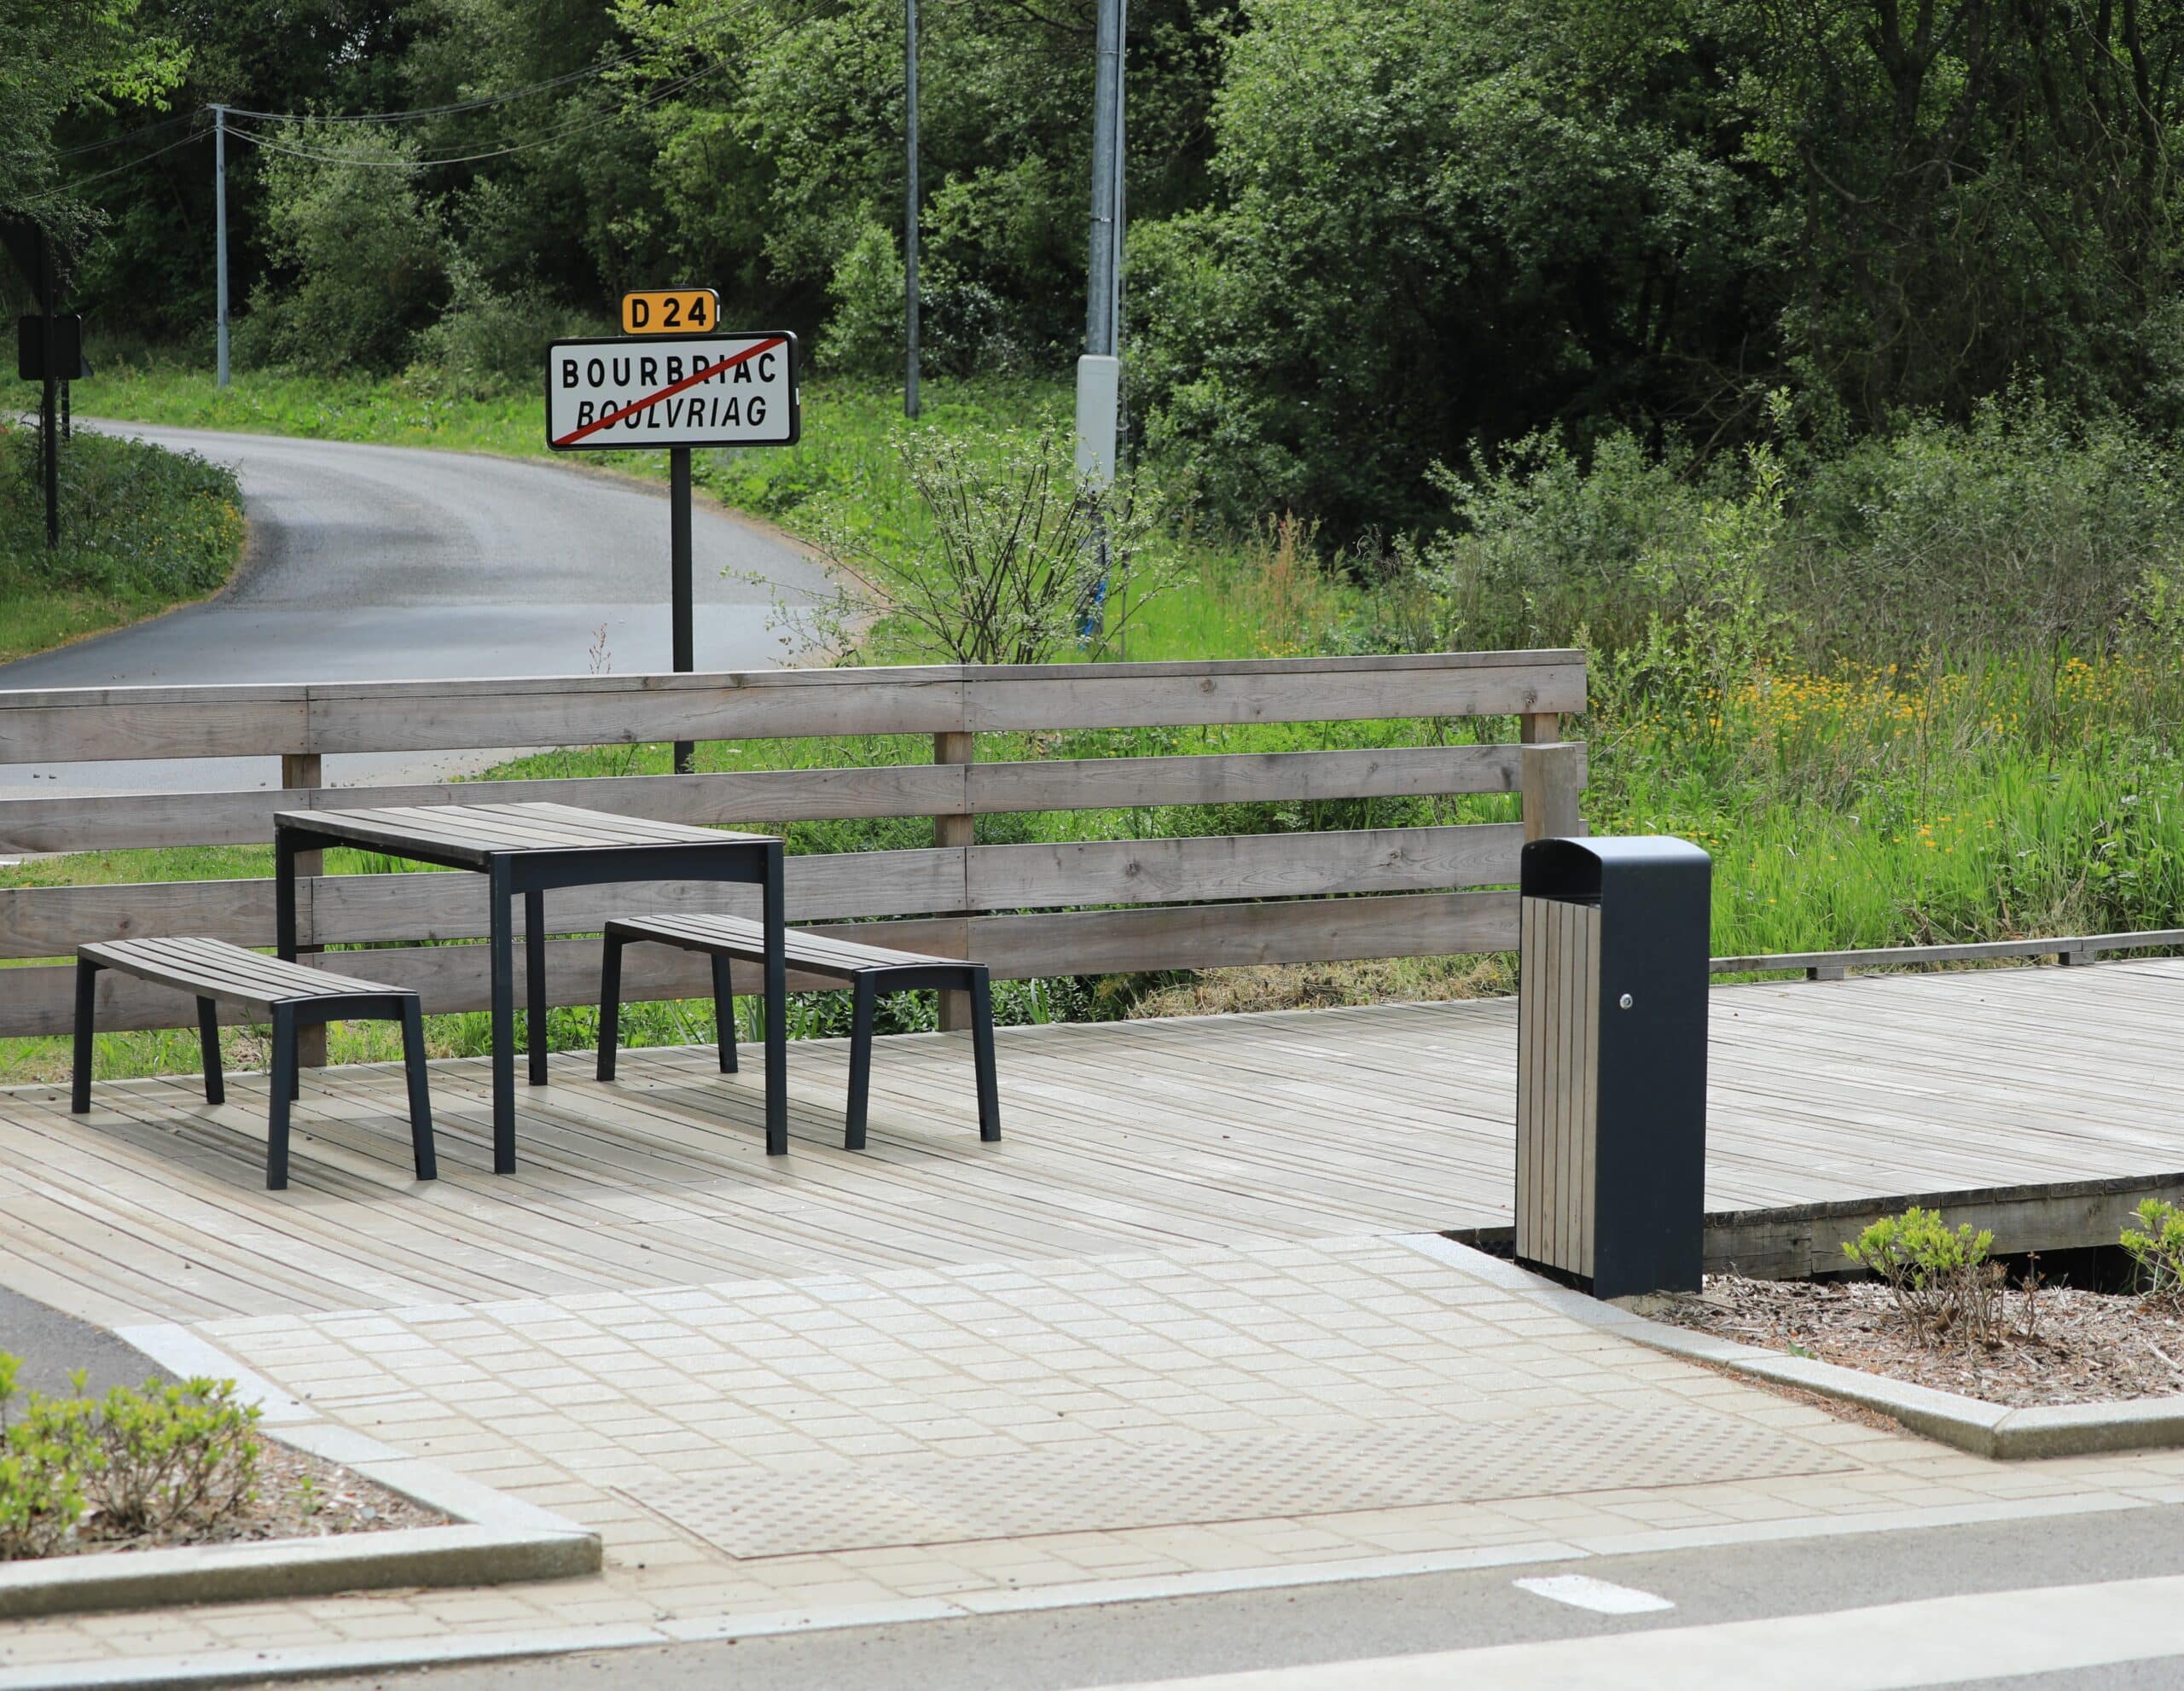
[3,971,2184,1684]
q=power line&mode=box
[219,3,758,127]
[56,111,194,157]
[20,128,208,204]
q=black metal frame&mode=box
[596,923,1001,1151]
[71,955,436,1191]
[275,825,788,1167]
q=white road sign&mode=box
[545,332,799,451]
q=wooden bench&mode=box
[597,915,1000,1150]
[73,938,438,1190]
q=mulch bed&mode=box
[55,1438,444,1558]
[1654,1274,2184,1409]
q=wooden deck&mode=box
[3,958,2180,1327]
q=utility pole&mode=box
[212,104,229,388]
[904,0,921,419]
[1074,0,1126,487]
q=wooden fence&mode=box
[0,651,1586,1039]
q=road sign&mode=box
[546,333,799,452]
[17,315,88,382]
[622,288,721,335]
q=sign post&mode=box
[547,317,799,776]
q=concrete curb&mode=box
[0,1327,600,1621]
[1402,1234,2184,1461]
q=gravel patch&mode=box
[1655,1275,2184,1409]
[47,1436,445,1559]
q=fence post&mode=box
[933,729,975,1031]
[282,753,328,1069]
[1519,741,1583,843]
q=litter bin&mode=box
[1515,835,1711,1298]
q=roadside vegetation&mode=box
[0,421,244,663]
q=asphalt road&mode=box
[270,1504,2184,1690]
[0,421,830,793]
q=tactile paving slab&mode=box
[621,1401,1853,1557]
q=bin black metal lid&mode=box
[1521,834,1710,898]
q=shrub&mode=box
[0,426,243,598]
[762,420,1186,666]
[242,122,447,375]
[818,218,906,379]
[0,1354,260,1559]
[2122,1199,2184,1304]
[1843,1207,2018,1347]
[413,262,594,397]
[0,1355,87,1561]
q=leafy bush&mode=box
[2122,1200,2184,1304]
[0,1354,261,1559]
[818,219,907,379]
[764,420,1186,665]
[240,123,447,375]
[412,262,595,397]
[0,1354,86,1561]
[0,425,244,598]
[1843,1207,2022,1348]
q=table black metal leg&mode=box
[489,860,516,1172]
[763,843,787,1155]
[525,888,549,1087]
[275,832,299,962]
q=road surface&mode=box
[0,421,831,793]
[279,1505,2184,1690]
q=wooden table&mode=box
[273,802,786,1169]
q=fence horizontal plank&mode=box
[0,653,1584,764]
[964,661,1583,733]
[0,893,1515,1037]
[0,847,970,957]
[969,743,1543,813]
[0,744,1554,855]
[964,823,1525,911]
[0,766,968,855]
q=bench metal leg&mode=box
[845,975,877,1152]
[526,889,549,1087]
[197,997,225,1107]
[71,957,99,1114]
[489,862,516,1173]
[970,972,1001,1142]
[398,997,438,1182]
[596,931,624,1083]
[762,844,787,1156]
[267,1004,296,1190]
[712,955,738,1073]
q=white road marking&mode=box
[1513,1573,1676,1614]
[1084,1572,2184,1689]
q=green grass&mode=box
[0,418,246,663]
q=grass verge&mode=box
[0,419,245,664]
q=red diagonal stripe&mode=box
[551,335,788,448]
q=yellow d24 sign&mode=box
[621,288,721,335]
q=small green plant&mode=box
[1843,1206,2015,1346]
[2122,1199,2184,1303]
[0,1354,261,1558]
[0,1355,90,1560]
